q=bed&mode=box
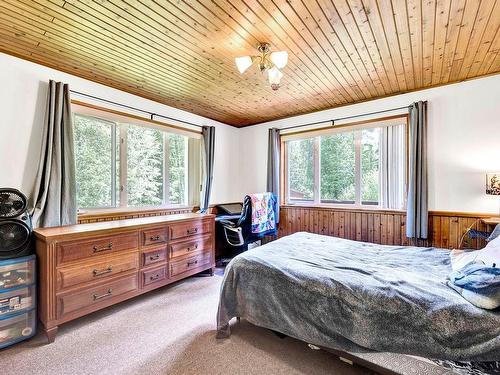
[217,232,500,362]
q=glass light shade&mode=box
[268,66,283,85]
[486,172,500,195]
[235,56,253,74]
[270,51,288,69]
[268,67,283,91]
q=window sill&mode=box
[78,205,196,219]
[281,203,406,214]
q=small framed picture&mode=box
[486,173,500,195]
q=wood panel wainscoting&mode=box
[77,206,196,224]
[278,205,495,250]
[34,213,215,343]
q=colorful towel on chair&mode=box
[249,193,276,234]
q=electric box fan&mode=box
[0,189,33,260]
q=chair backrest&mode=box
[237,193,278,241]
[236,195,253,238]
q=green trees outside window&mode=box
[361,128,380,204]
[74,113,188,209]
[288,138,314,201]
[74,114,115,208]
[127,124,164,207]
[320,132,356,203]
[168,134,186,205]
[286,124,396,207]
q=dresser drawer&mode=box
[168,234,211,259]
[141,265,167,288]
[56,253,138,291]
[141,247,167,268]
[57,232,138,265]
[169,220,211,240]
[170,252,212,277]
[57,274,138,319]
[141,227,168,247]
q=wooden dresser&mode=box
[34,213,215,342]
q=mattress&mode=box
[217,232,500,361]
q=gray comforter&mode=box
[217,232,500,361]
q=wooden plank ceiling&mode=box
[0,0,499,127]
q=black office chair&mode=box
[219,194,278,248]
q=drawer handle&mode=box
[150,274,161,281]
[150,235,161,241]
[187,243,198,252]
[187,260,198,266]
[149,254,161,261]
[93,289,113,301]
[186,228,198,235]
[93,243,113,253]
[93,266,113,277]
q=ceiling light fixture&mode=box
[235,43,288,90]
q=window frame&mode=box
[281,114,409,210]
[72,101,200,213]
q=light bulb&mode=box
[235,56,253,74]
[268,66,283,90]
[270,51,288,69]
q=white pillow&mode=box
[476,235,500,268]
[449,248,479,271]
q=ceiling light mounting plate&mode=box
[257,42,271,54]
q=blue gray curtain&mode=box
[406,101,428,239]
[266,128,280,223]
[200,126,215,213]
[31,80,77,228]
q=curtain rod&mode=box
[69,90,204,129]
[279,105,410,131]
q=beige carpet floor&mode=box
[0,274,373,375]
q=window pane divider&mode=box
[354,131,362,206]
[119,125,128,208]
[163,133,170,205]
[183,136,189,205]
[313,136,320,205]
[111,123,117,207]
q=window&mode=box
[288,138,314,201]
[74,115,119,208]
[320,131,356,204]
[126,124,164,207]
[284,116,407,209]
[73,111,198,210]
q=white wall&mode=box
[2,51,499,214]
[0,52,242,205]
[237,75,500,214]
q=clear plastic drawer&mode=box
[0,256,36,291]
[0,309,36,349]
[0,285,36,318]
